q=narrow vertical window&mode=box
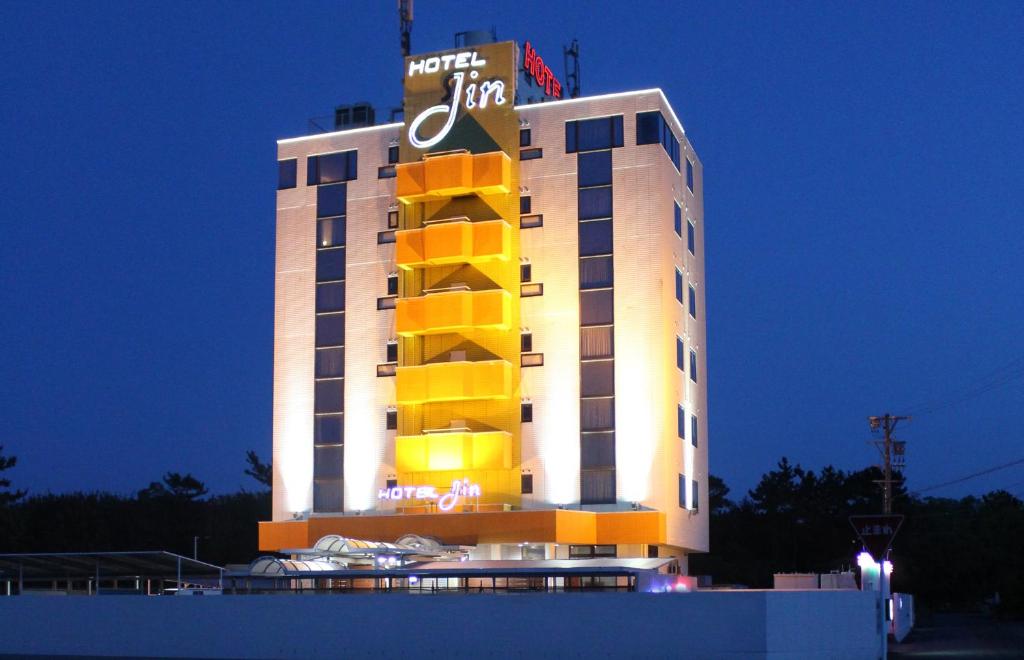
[521,401,533,423]
[675,269,683,303]
[687,219,696,255]
[688,284,697,319]
[673,203,682,236]
[678,474,686,508]
[690,350,698,383]
[386,408,397,430]
[387,145,399,164]
[385,340,397,363]
[520,262,532,283]
[691,414,698,448]
[520,196,532,214]
[521,331,533,353]
[677,405,686,439]
[686,158,694,192]
[387,273,398,296]
[520,128,532,147]
[277,159,297,190]
[676,337,684,371]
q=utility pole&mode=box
[868,414,910,513]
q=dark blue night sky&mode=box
[1,1,1021,498]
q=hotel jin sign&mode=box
[378,479,482,512]
[401,41,518,156]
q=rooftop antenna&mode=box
[564,38,581,99]
[392,0,413,122]
[399,0,413,58]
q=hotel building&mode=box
[263,40,708,565]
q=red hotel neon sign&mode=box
[522,41,562,99]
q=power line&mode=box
[903,354,1024,416]
[913,457,1024,494]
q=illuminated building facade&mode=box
[265,40,707,563]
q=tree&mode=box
[0,445,26,506]
[137,472,208,500]
[708,474,734,514]
[244,450,272,488]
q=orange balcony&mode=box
[396,151,511,203]
[397,289,511,337]
[396,359,513,404]
[395,430,513,472]
[396,219,510,270]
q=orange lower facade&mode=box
[259,509,666,551]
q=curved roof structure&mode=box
[248,556,340,576]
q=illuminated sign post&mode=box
[379,479,482,512]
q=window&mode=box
[578,150,612,187]
[386,408,397,430]
[580,399,614,431]
[520,214,543,229]
[687,219,696,254]
[579,219,613,256]
[676,337,684,371]
[519,128,531,147]
[579,255,613,289]
[278,159,297,190]
[691,414,698,448]
[377,165,396,179]
[314,379,344,413]
[581,469,615,504]
[648,545,659,558]
[386,478,398,489]
[315,313,345,347]
[314,415,343,445]
[307,150,357,185]
[521,331,533,352]
[521,401,533,423]
[690,350,698,383]
[678,474,686,508]
[569,544,616,559]
[316,183,347,218]
[520,262,532,282]
[581,432,615,468]
[387,273,398,296]
[520,196,532,214]
[378,230,396,244]
[377,296,397,310]
[386,341,397,363]
[688,284,697,318]
[317,217,345,248]
[314,446,343,479]
[376,363,397,377]
[316,282,346,312]
[674,203,682,236]
[387,210,399,229]
[674,268,683,303]
[314,481,342,513]
[520,148,543,160]
[580,289,613,325]
[692,479,699,511]
[580,326,613,359]
[315,347,345,378]
[566,115,624,153]
[578,187,612,220]
[580,360,614,397]
[316,248,346,282]
[686,158,694,192]
[521,353,544,367]
[677,405,686,439]
[521,473,533,494]
[636,111,680,169]
[388,145,399,164]
[521,283,543,297]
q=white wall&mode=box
[0,590,879,659]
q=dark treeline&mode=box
[0,448,270,567]
[691,458,1024,614]
[1,447,1021,611]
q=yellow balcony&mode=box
[396,151,511,203]
[397,289,511,337]
[396,359,513,404]
[395,430,513,472]
[396,219,510,270]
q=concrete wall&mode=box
[0,590,880,659]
